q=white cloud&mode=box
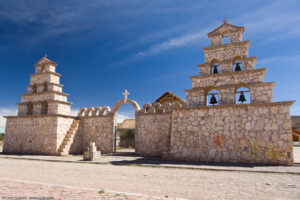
[257,54,300,66]
[0,108,18,133]
[70,108,80,117]
[116,112,134,123]
[137,30,207,57]
[291,106,300,116]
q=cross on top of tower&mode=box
[122,89,130,102]
[223,17,229,24]
[44,54,48,58]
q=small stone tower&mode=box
[3,57,78,155]
[18,57,71,116]
[185,21,273,106]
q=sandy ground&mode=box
[0,158,299,200]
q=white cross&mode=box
[122,89,130,102]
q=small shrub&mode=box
[98,189,105,194]
[120,129,134,140]
[0,134,4,141]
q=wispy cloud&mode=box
[234,0,300,41]
[136,29,209,57]
[257,54,300,66]
[291,106,300,115]
[0,108,17,133]
[116,111,134,123]
[113,1,300,67]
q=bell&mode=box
[213,65,219,74]
[238,91,246,103]
[209,94,218,105]
[235,63,241,71]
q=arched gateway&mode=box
[111,90,140,153]
[111,90,140,114]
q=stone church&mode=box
[3,21,295,165]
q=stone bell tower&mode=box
[173,20,295,165]
[17,57,71,116]
[3,56,77,155]
[185,20,273,106]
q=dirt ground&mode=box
[0,158,299,200]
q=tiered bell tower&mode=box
[18,57,71,116]
[185,20,274,107]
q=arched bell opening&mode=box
[41,65,45,73]
[210,59,220,74]
[207,89,219,106]
[233,56,243,72]
[233,60,243,72]
[222,32,230,45]
[236,87,250,104]
[27,102,33,115]
[43,82,48,92]
[32,84,38,93]
[41,101,48,115]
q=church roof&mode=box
[208,22,244,37]
[154,91,186,105]
[119,119,135,129]
[34,57,57,66]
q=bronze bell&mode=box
[213,65,219,74]
[209,94,218,105]
[238,91,246,104]
[235,63,241,72]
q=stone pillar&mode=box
[83,142,101,161]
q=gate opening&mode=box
[114,104,135,153]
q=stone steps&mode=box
[57,119,80,156]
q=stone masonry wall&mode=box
[198,57,256,75]
[191,68,265,88]
[169,102,294,165]
[82,115,114,154]
[204,41,250,63]
[21,92,68,102]
[30,73,60,85]
[3,115,76,155]
[56,116,75,153]
[135,113,172,157]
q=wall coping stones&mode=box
[198,56,257,67]
[21,91,70,97]
[184,82,275,92]
[136,112,172,116]
[177,101,295,111]
[203,40,250,51]
[190,68,266,79]
[27,82,63,88]
[18,100,72,105]
[4,114,77,119]
[30,71,61,77]
[80,114,114,118]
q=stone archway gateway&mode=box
[111,90,140,114]
[111,89,140,153]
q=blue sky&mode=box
[1,0,300,132]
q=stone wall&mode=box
[30,72,60,85]
[27,83,63,94]
[21,92,68,102]
[203,41,250,63]
[81,115,114,154]
[191,68,265,88]
[186,82,275,107]
[198,57,256,75]
[135,113,172,157]
[35,63,56,73]
[169,102,294,165]
[3,115,75,155]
